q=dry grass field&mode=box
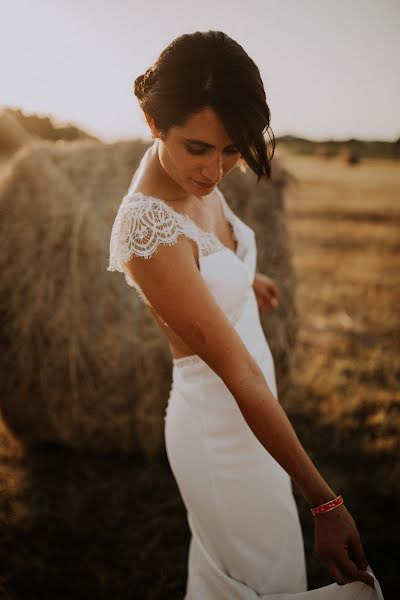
[286,153,399,453]
[280,152,399,595]
[285,152,399,444]
[0,150,398,598]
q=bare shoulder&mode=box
[124,235,255,384]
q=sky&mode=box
[1,0,399,143]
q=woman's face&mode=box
[150,106,242,198]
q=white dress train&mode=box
[107,140,384,599]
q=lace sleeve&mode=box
[107,194,184,300]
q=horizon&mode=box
[3,105,398,145]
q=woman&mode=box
[108,31,384,599]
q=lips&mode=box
[193,179,215,188]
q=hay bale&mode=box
[0,138,297,459]
[0,109,35,152]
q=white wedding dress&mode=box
[107,141,384,599]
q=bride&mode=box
[108,30,384,599]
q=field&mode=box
[0,151,398,598]
[282,152,399,594]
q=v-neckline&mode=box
[128,190,240,257]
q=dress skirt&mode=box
[164,345,383,599]
[165,342,309,598]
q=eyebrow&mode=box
[183,137,237,150]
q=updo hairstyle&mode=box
[134,30,275,181]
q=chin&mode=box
[191,177,215,195]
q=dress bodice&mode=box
[107,178,257,330]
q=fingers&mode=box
[334,552,375,589]
[327,562,356,586]
[266,282,279,301]
[270,296,279,307]
[263,288,279,310]
[255,275,280,310]
[327,559,375,589]
[258,293,276,311]
[348,533,368,571]
[314,510,376,590]
[346,532,375,588]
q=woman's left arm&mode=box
[252,272,280,311]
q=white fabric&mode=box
[107,141,384,599]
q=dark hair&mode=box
[134,31,275,182]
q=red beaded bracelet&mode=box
[310,495,344,516]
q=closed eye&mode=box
[224,147,240,155]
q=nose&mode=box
[201,153,223,184]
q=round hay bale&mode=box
[0,138,297,459]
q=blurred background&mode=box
[0,1,398,598]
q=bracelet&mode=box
[310,495,344,516]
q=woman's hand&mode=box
[314,505,375,589]
[252,272,280,311]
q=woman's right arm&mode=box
[124,233,375,589]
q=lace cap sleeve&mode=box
[107,193,185,298]
[108,193,183,262]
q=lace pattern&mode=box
[108,193,226,265]
[107,192,228,301]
